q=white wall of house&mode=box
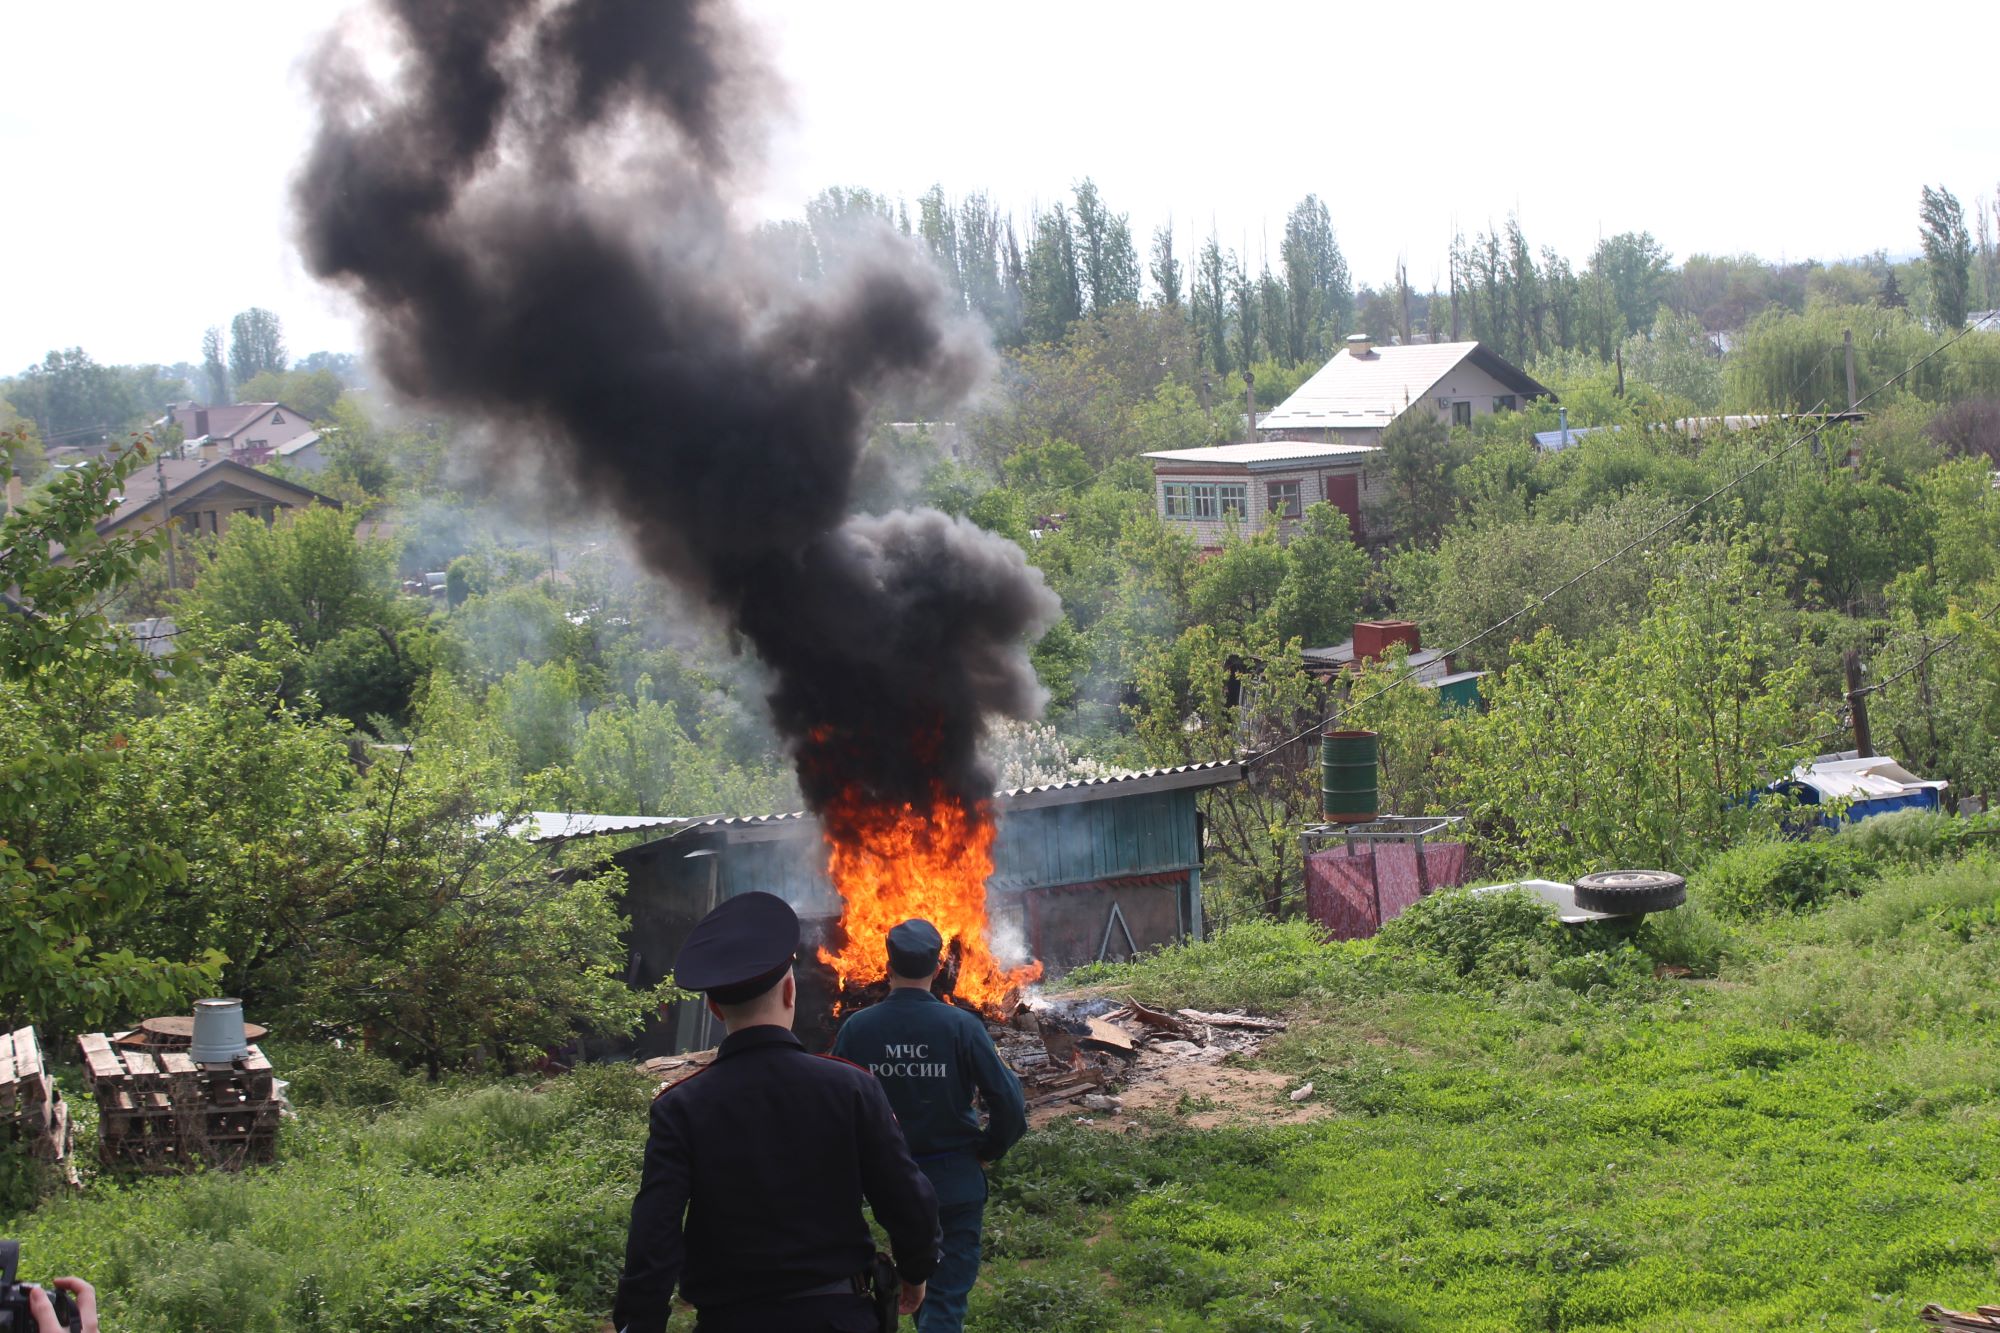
[1289,362,1533,448]
[1153,464,1378,546]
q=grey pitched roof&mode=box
[1260,341,1552,432]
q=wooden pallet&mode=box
[3,1027,69,1164]
[78,1033,279,1172]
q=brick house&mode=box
[1142,440,1379,547]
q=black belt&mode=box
[782,1277,863,1301]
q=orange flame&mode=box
[816,786,1041,1012]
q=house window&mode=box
[1217,483,1247,518]
[1452,401,1473,428]
[1191,483,1219,519]
[1493,395,1517,413]
[1162,482,1193,518]
[270,411,285,424]
[1267,480,1302,518]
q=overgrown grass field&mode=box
[7,818,2000,1331]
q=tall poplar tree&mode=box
[1023,204,1082,343]
[1920,184,1973,330]
[1149,221,1183,310]
[1280,195,1351,363]
[1072,178,1140,312]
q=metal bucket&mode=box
[1320,728,1379,823]
[189,998,249,1065]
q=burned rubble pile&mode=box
[995,996,1286,1116]
[637,996,1287,1120]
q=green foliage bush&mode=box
[1375,888,1567,978]
[1695,839,1868,918]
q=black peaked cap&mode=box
[674,891,801,995]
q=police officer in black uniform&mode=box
[614,892,941,1333]
[831,920,1028,1333]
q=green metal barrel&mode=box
[1320,728,1379,823]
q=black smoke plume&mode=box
[295,0,1058,813]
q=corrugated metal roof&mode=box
[485,811,700,844]
[1260,341,1550,432]
[1143,441,1378,468]
[620,761,1249,846]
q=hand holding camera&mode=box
[0,1242,95,1333]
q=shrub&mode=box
[1694,839,1868,918]
[1062,917,1373,1011]
[1375,888,1568,978]
[1635,899,1734,976]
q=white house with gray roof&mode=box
[1259,336,1551,446]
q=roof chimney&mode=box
[1345,332,1374,359]
[200,438,220,463]
[194,408,209,438]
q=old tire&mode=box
[1572,869,1686,915]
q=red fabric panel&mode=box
[1304,842,1469,940]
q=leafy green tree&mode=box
[1919,184,1973,331]
[1149,220,1182,310]
[1384,494,1683,671]
[1441,547,1822,876]
[803,186,893,276]
[449,583,578,682]
[228,307,288,387]
[4,349,184,443]
[236,367,344,419]
[1590,231,1673,337]
[1365,408,1458,546]
[1131,621,1323,917]
[1024,203,1083,343]
[1193,234,1232,374]
[957,193,1006,331]
[1622,307,1722,410]
[1281,194,1352,363]
[1,435,224,1029]
[917,184,961,304]
[180,504,401,655]
[1271,503,1367,646]
[489,660,583,773]
[1071,178,1140,312]
[1189,527,1288,635]
[200,325,229,403]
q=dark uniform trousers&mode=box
[831,989,1028,1333]
[615,1025,940,1333]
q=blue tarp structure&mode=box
[1766,753,1948,830]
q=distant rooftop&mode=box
[1260,341,1552,433]
[1143,441,1378,469]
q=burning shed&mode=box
[614,763,1244,1055]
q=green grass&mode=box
[7,852,2000,1330]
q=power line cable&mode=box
[1242,318,1996,770]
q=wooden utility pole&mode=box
[1243,370,1256,437]
[1843,328,1858,411]
[155,455,178,590]
[1614,344,1625,397]
[1843,649,1874,758]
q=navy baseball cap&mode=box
[674,892,800,1002]
[886,918,944,978]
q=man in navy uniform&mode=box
[615,892,941,1333]
[831,920,1028,1333]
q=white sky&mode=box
[3,0,1995,374]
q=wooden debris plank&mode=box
[1080,1017,1135,1053]
[1125,999,1196,1037]
[31,1099,68,1162]
[80,1035,125,1087]
[1176,1008,1284,1030]
[12,1026,41,1079]
[121,1049,161,1084]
